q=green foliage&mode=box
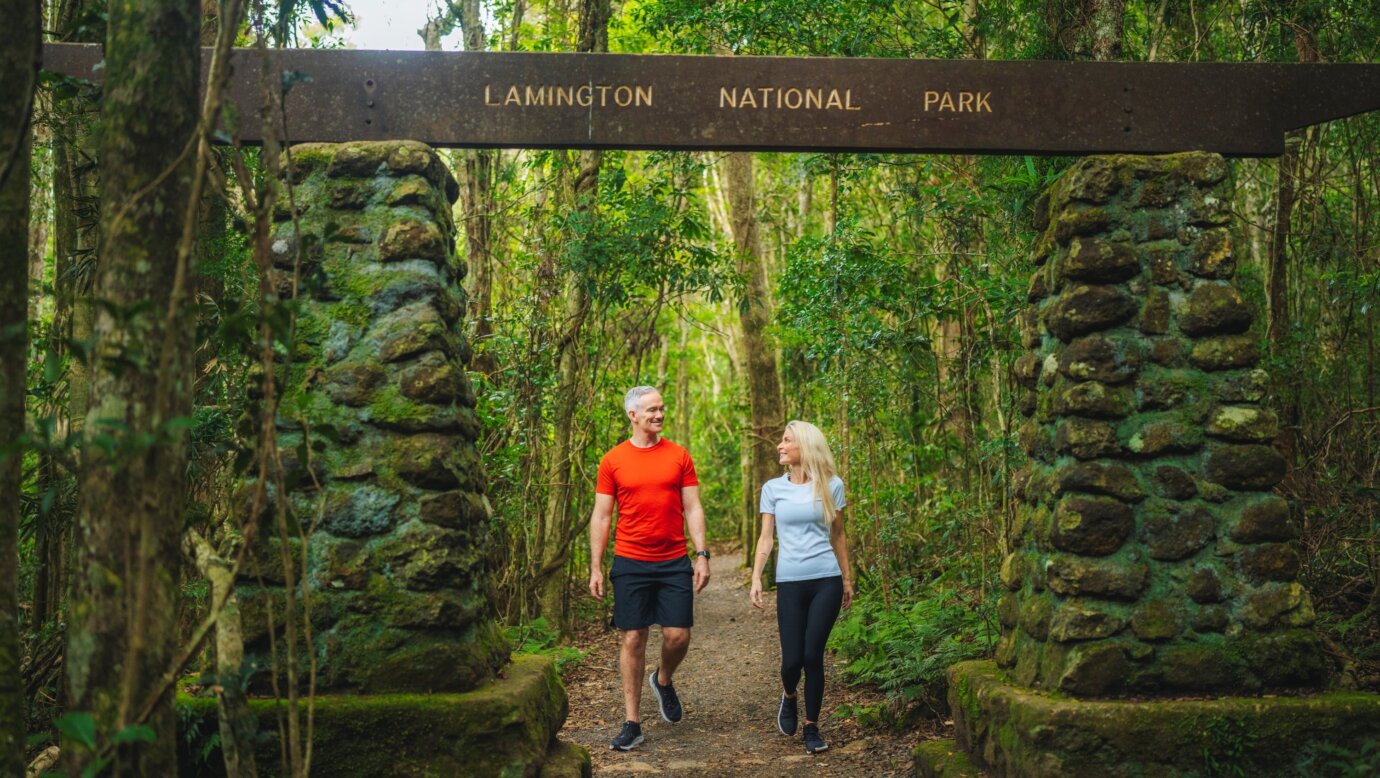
[829,581,997,718]
[504,618,587,673]
[1297,739,1380,778]
[50,713,157,778]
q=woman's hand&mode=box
[750,577,765,609]
[842,579,854,610]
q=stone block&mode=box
[1051,495,1134,556]
[1186,565,1227,603]
[1207,404,1279,442]
[1150,465,1197,500]
[1203,444,1287,491]
[1179,281,1252,335]
[378,218,448,265]
[1226,494,1297,543]
[1045,284,1137,341]
[1051,460,1145,503]
[1053,207,1111,244]
[1125,419,1204,457]
[1130,598,1185,641]
[1139,287,1170,334]
[1189,334,1260,371]
[1238,542,1302,584]
[1056,380,1134,418]
[1238,581,1315,629]
[1062,237,1139,283]
[1045,555,1148,600]
[1142,504,1216,561]
[1058,333,1141,384]
[1189,227,1236,278]
[1049,600,1127,642]
[1055,419,1122,460]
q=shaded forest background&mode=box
[5,0,1379,774]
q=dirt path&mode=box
[557,551,927,777]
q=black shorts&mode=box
[610,555,694,630]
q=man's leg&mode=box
[621,628,650,722]
[657,627,691,684]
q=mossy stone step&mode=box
[950,660,1380,777]
[178,654,585,777]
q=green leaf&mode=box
[112,724,156,745]
[55,712,97,751]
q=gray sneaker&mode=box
[803,723,829,754]
[777,694,798,736]
[649,668,683,723]
[609,721,643,751]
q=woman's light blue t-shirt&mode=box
[759,474,845,583]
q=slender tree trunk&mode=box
[0,1,40,773]
[63,1,201,774]
[537,0,608,627]
[723,151,785,568]
[184,530,257,778]
[1267,23,1318,469]
[456,0,498,374]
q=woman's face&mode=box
[777,429,801,467]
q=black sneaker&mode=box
[649,669,683,723]
[609,721,643,751]
[777,694,798,736]
[803,723,829,754]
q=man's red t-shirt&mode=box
[596,438,699,562]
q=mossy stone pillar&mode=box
[916,154,1380,778]
[1000,152,1326,696]
[207,142,587,777]
[241,140,507,693]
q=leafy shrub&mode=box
[829,583,996,720]
[505,617,587,673]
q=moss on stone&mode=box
[947,660,1380,778]
[177,654,584,778]
[914,738,983,778]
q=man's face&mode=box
[629,391,666,436]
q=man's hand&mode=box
[693,556,710,593]
[589,567,604,599]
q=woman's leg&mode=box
[800,576,844,723]
[776,580,808,695]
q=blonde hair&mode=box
[785,420,840,525]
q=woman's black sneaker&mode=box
[609,721,644,751]
[803,723,829,754]
[777,694,798,736]
[649,669,683,723]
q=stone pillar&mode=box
[242,140,507,693]
[916,154,1380,778]
[1001,152,1325,696]
[199,142,589,777]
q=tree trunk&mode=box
[456,0,498,375]
[723,151,785,569]
[184,529,257,778]
[1266,23,1318,469]
[63,1,201,774]
[40,0,103,631]
[0,1,40,773]
[537,0,608,628]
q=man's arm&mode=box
[682,485,710,592]
[588,492,615,599]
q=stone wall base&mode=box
[178,654,589,777]
[948,660,1380,777]
[914,739,983,777]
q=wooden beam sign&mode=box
[42,43,1380,157]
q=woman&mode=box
[750,420,854,755]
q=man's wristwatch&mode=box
[694,549,711,560]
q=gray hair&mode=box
[623,386,660,413]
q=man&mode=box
[589,385,710,752]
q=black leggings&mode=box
[776,575,843,723]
